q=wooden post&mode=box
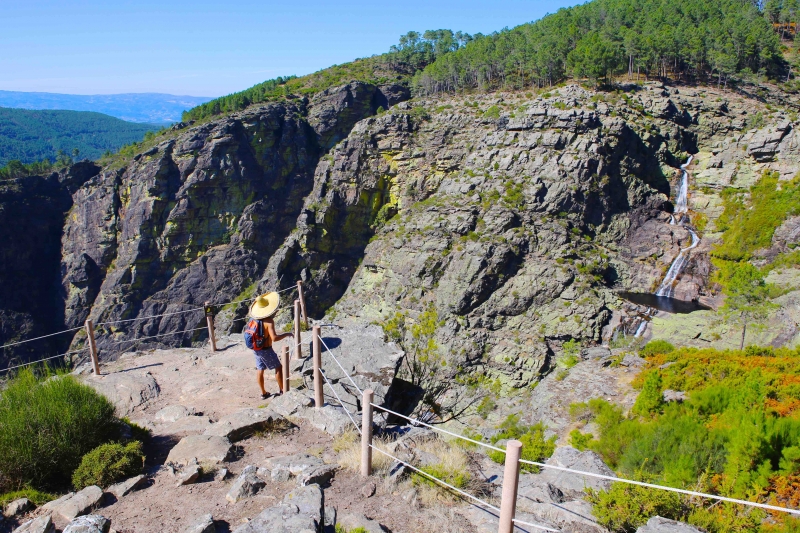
[294,299,302,360]
[297,280,308,327]
[281,345,290,392]
[498,440,523,533]
[312,325,323,409]
[361,389,374,477]
[205,301,217,352]
[85,320,100,376]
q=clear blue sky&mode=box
[1,0,582,97]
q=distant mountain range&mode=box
[0,91,214,124]
[0,107,159,166]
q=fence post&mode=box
[205,301,217,352]
[361,389,374,477]
[312,325,323,409]
[498,440,523,533]
[85,320,100,376]
[297,280,308,327]
[294,299,302,360]
[281,345,290,392]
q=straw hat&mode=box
[249,292,280,319]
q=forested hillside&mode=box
[413,0,784,93]
[0,107,157,166]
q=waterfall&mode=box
[655,156,698,298]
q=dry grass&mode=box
[334,430,394,475]
[410,438,474,506]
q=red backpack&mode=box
[244,319,269,351]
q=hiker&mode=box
[244,292,293,399]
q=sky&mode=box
[0,0,583,97]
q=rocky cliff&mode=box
[2,81,799,379]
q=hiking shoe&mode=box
[260,392,270,400]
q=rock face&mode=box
[4,498,33,518]
[225,466,266,503]
[183,514,216,533]
[6,80,800,381]
[0,162,98,367]
[82,371,160,415]
[203,408,283,441]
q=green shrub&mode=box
[488,415,556,472]
[569,429,594,451]
[72,441,144,489]
[0,369,118,491]
[120,417,151,443]
[335,525,368,533]
[588,482,685,532]
[631,371,664,416]
[639,340,675,357]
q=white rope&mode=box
[370,403,504,453]
[95,306,205,326]
[319,368,362,435]
[517,459,800,516]
[369,444,558,532]
[0,326,84,350]
[112,326,208,351]
[0,349,87,373]
[319,336,363,396]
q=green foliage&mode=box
[182,76,296,122]
[714,171,800,262]
[71,441,144,489]
[482,105,501,119]
[414,0,783,94]
[413,462,471,490]
[582,346,800,532]
[0,159,55,181]
[569,429,594,450]
[631,370,664,416]
[0,107,157,166]
[0,488,57,507]
[488,415,557,472]
[0,368,118,491]
[335,525,368,533]
[588,483,685,532]
[476,396,497,417]
[640,340,675,357]
[120,417,151,443]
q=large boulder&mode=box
[62,515,111,533]
[231,484,324,533]
[82,372,160,415]
[637,516,705,533]
[165,435,233,466]
[4,498,33,518]
[12,515,54,533]
[336,513,389,533]
[226,466,266,503]
[538,446,615,497]
[203,408,284,441]
[41,486,104,521]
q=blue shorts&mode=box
[254,347,280,371]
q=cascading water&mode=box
[655,156,698,298]
[620,156,700,340]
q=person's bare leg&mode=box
[275,367,284,394]
[257,369,267,396]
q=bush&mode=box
[0,369,118,491]
[489,415,556,473]
[588,482,685,532]
[639,340,675,357]
[72,441,144,489]
[631,371,664,416]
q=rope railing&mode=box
[0,325,84,350]
[319,368,362,435]
[0,348,88,374]
[368,443,558,533]
[517,458,800,517]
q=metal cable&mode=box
[516,459,800,516]
[370,403,504,453]
[319,336,363,396]
[112,326,208,351]
[0,349,87,373]
[319,368,362,435]
[0,326,84,350]
[368,444,558,532]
